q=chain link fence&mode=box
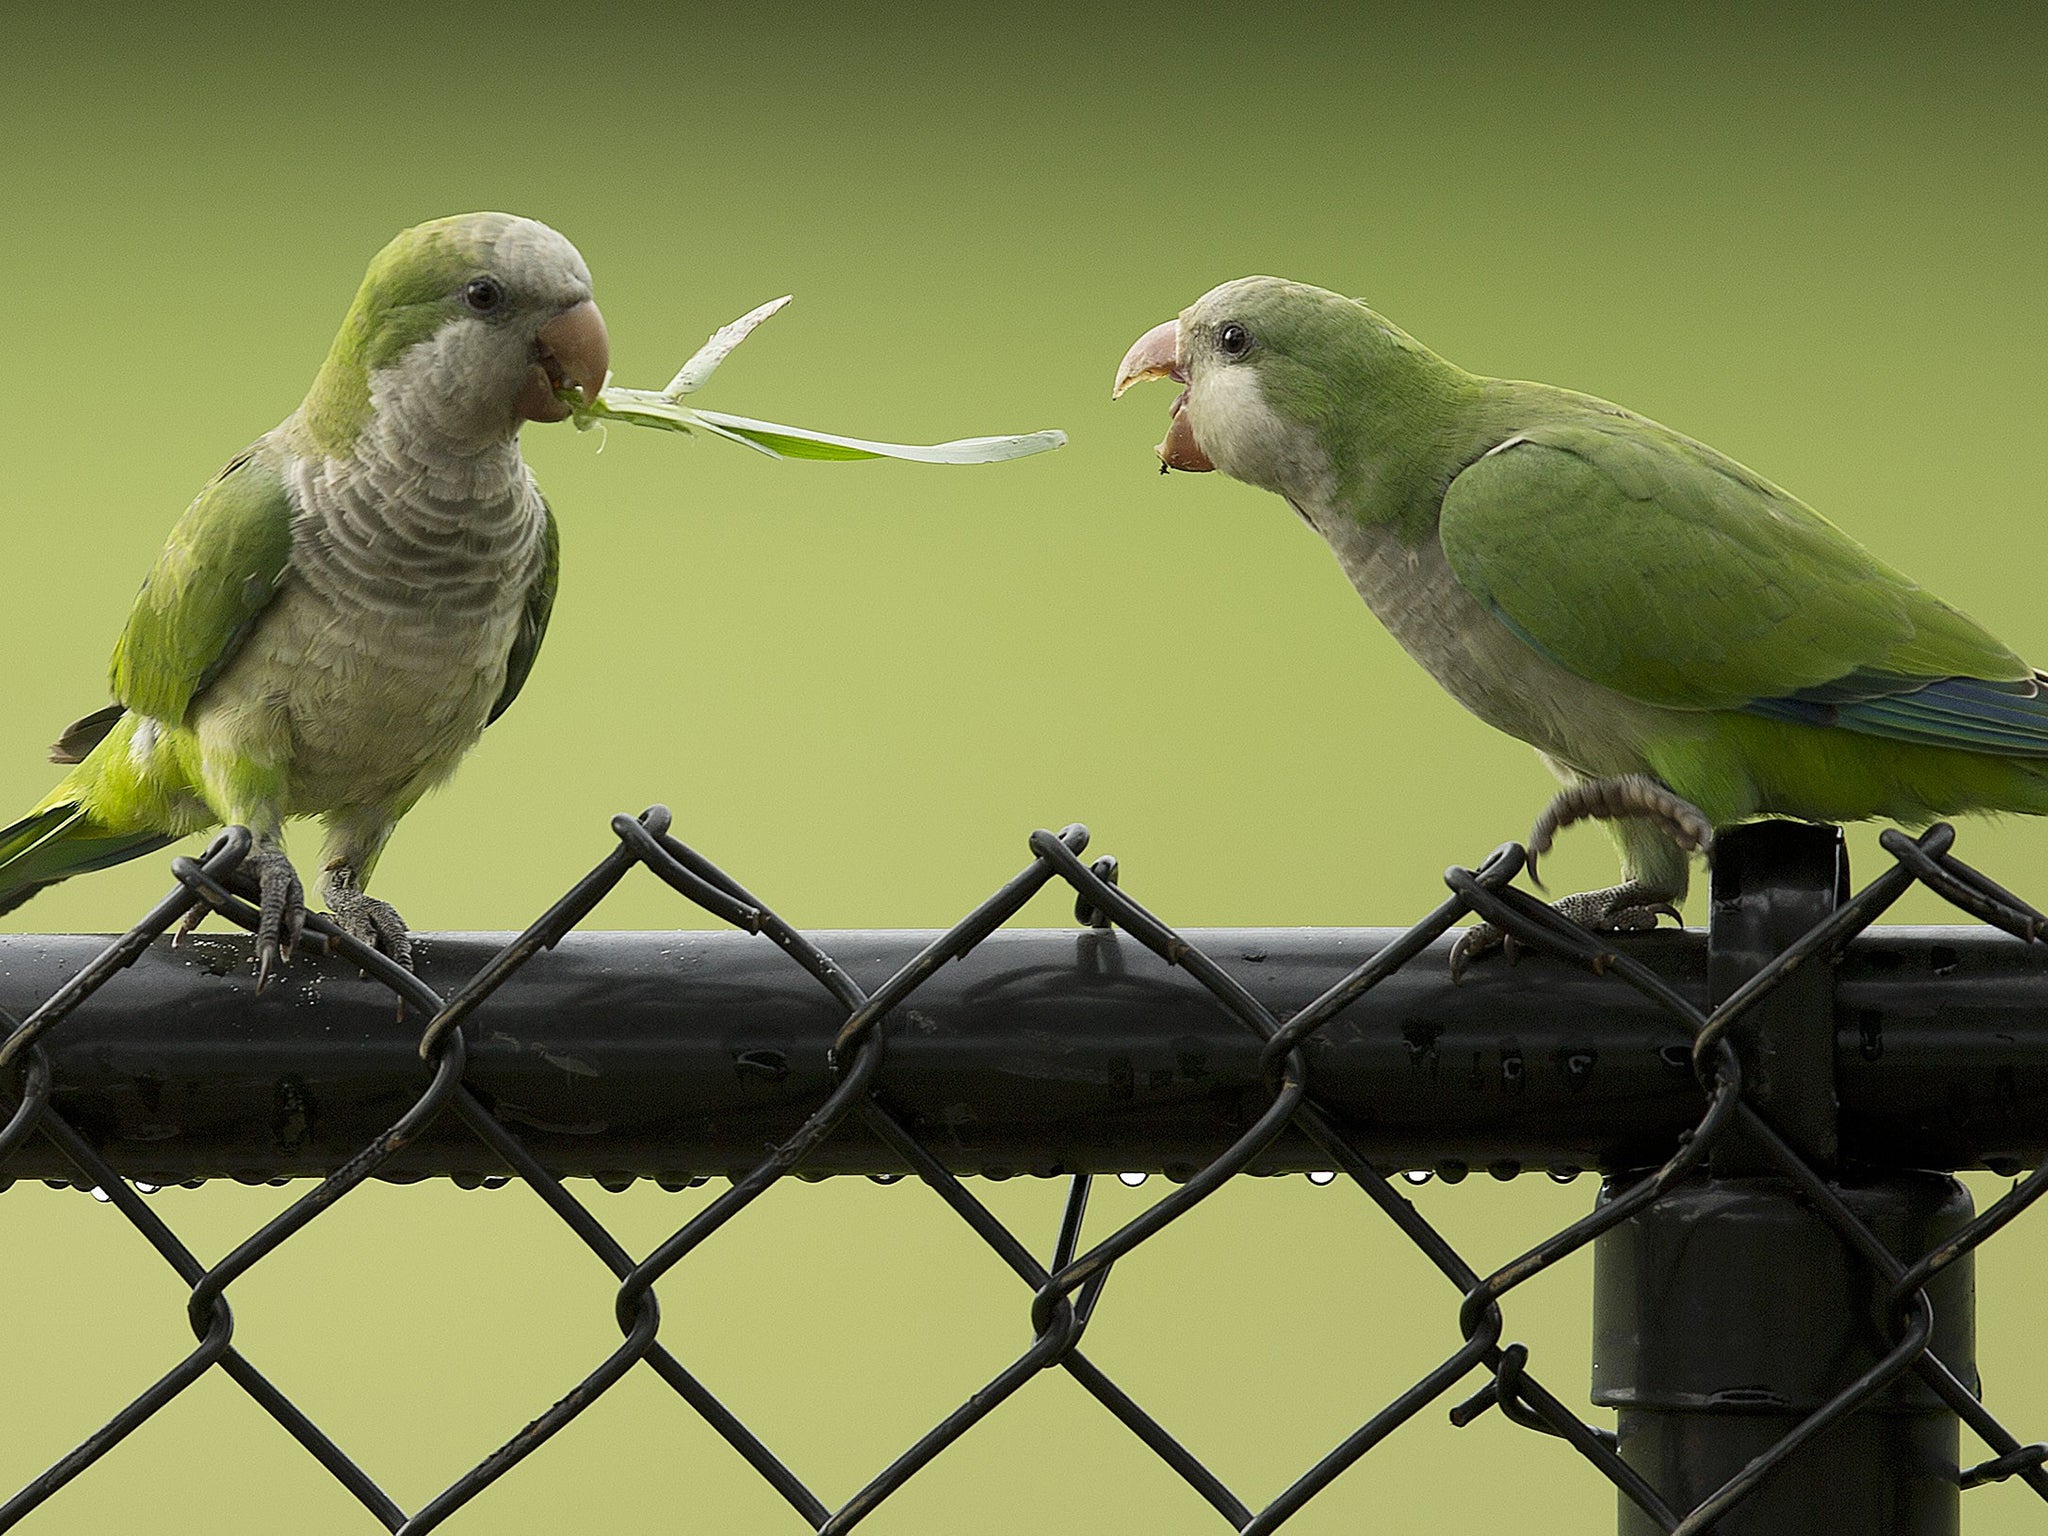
[3,807,2047,1533]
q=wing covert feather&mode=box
[1436,422,2025,713]
[108,452,296,725]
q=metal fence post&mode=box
[1592,822,1976,1533]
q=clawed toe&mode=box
[1449,923,1497,982]
[320,864,414,971]
[226,845,307,991]
[1449,922,1521,982]
[1451,886,1680,980]
[336,897,413,969]
[1550,885,1683,937]
[1614,900,1681,932]
[172,898,211,946]
[173,844,414,984]
[1526,774,1713,887]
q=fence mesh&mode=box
[3,807,2047,1533]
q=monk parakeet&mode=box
[1116,277,2048,966]
[0,212,609,983]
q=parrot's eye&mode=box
[462,276,507,314]
[1218,322,1252,359]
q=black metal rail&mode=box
[3,808,2047,1534]
[6,924,2048,1186]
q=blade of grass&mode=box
[566,297,1066,465]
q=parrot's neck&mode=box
[288,362,531,504]
[1320,363,1494,539]
[300,317,533,462]
[1200,353,1486,540]
[355,381,530,502]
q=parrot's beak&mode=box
[519,299,612,423]
[1112,320,1184,398]
[1112,318,1213,473]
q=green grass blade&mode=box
[664,295,793,397]
[690,410,1068,464]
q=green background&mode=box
[3,3,2046,1530]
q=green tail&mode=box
[0,803,179,917]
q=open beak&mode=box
[517,299,611,423]
[1112,318,1213,473]
[1112,320,1183,398]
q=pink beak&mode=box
[1112,318,1213,473]
[1112,319,1184,398]
[516,299,611,423]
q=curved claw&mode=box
[172,899,211,947]
[255,937,283,993]
[235,844,307,993]
[1448,929,1483,984]
[1524,806,1570,895]
[320,864,416,973]
[1524,795,1581,892]
[1549,883,1687,939]
[356,902,414,970]
[1450,923,1520,982]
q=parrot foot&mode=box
[1450,881,1684,982]
[197,842,306,992]
[1448,922,1515,982]
[1450,777,1707,980]
[320,865,414,972]
[1526,775,1713,889]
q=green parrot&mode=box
[0,212,609,983]
[1115,277,2048,967]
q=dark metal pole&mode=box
[1592,823,1974,1534]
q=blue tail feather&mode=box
[1748,673,2048,758]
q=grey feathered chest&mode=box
[198,416,550,814]
[1302,498,1674,779]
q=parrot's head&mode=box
[302,212,611,456]
[1114,276,1456,508]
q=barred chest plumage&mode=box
[191,411,551,816]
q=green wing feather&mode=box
[109,451,296,723]
[487,502,557,725]
[0,803,177,916]
[1437,420,2027,713]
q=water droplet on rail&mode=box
[1117,1171,1148,1187]
[1307,1170,1337,1186]
[89,1186,110,1203]
[868,1173,903,1185]
[1399,1170,1433,1186]
[133,1182,161,1195]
